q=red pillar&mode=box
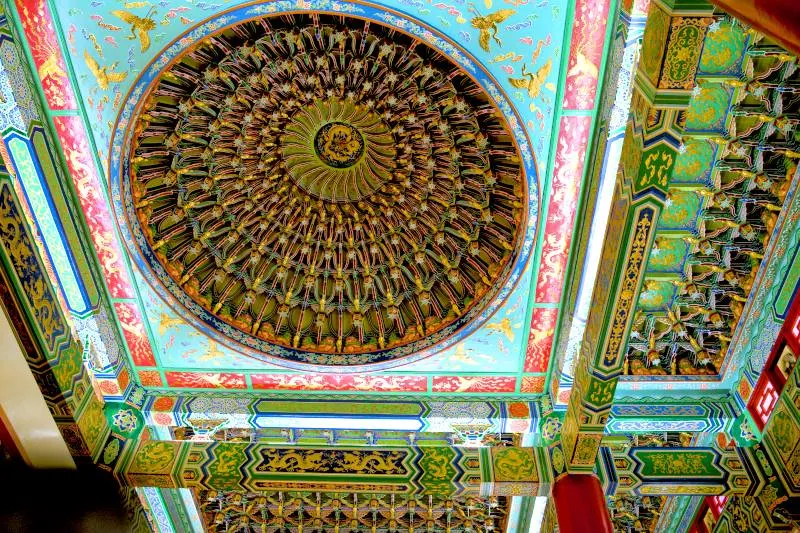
[711,0,800,56]
[552,474,613,533]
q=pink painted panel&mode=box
[53,116,134,298]
[535,115,592,303]
[563,0,611,110]
[15,0,77,109]
[165,372,247,389]
[432,376,517,393]
[114,302,157,367]
[252,374,428,392]
[524,307,559,372]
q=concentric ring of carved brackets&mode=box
[125,13,527,367]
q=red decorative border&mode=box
[14,0,77,110]
[524,307,559,372]
[53,116,134,298]
[252,374,427,392]
[535,116,592,303]
[563,0,611,110]
[165,372,247,389]
[138,370,163,387]
[114,302,157,367]
[432,376,517,393]
[520,376,546,394]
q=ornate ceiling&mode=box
[117,12,531,370]
[2,0,615,395]
[619,23,800,386]
[2,0,800,531]
[196,490,511,532]
[4,0,795,397]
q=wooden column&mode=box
[711,0,800,55]
[552,474,613,533]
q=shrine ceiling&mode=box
[5,0,615,395]
[115,10,533,371]
[3,1,800,529]
[5,0,797,400]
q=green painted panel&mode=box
[647,239,690,273]
[685,84,732,132]
[634,449,721,478]
[775,248,800,317]
[658,190,702,230]
[637,280,678,311]
[699,21,746,75]
[418,446,458,495]
[672,139,716,184]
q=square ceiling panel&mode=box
[10,0,614,396]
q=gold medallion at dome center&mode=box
[282,98,395,202]
[315,122,364,168]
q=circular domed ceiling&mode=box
[114,7,533,370]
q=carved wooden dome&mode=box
[119,12,529,368]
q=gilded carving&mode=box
[602,209,654,369]
[640,5,669,86]
[197,491,510,532]
[659,17,714,90]
[256,448,407,476]
[643,451,712,476]
[573,434,601,465]
[121,13,527,367]
[130,441,178,474]
[492,447,538,482]
[640,146,674,191]
[0,182,67,351]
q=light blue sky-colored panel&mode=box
[53,0,567,180]
[404,264,530,373]
[136,267,285,370]
[7,136,87,313]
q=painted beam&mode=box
[712,356,800,530]
[728,165,800,416]
[0,170,122,470]
[142,389,736,436]
[559,1,715,473]
[611,445,751,496]
[0,1,130,378]
[115,437,792,500]
[607,400,734,433]
[118,441,551,497]
[554,0,650,404]
[143,395,541,436]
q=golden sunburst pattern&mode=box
[127,13,525,361]
[285,100,392,200]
